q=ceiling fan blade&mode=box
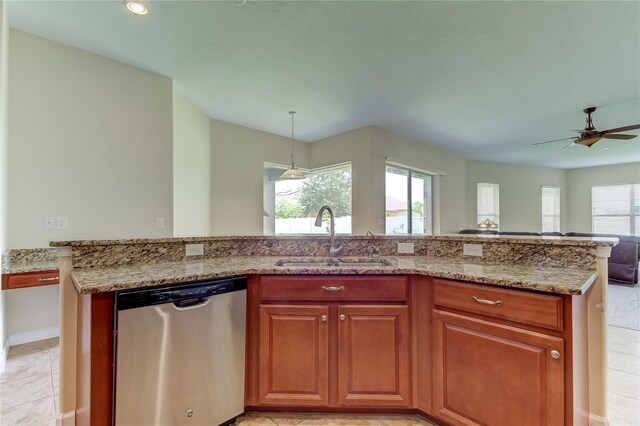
[603,133,637,140]
[532,137,574,146]
[601,124,640,133]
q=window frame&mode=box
[476,182,500,228]
[384,162,434,235]
[541,186,561,233]
[264,161,353,236]
[591,183,640,236]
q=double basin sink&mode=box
[275,258,391,268]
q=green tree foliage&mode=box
[275,198,304,219]
[299,170,352,217]
[412,200,423,217]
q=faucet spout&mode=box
[315,205,343,257]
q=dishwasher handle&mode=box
[172,297,211,310]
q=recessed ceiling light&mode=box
[125,1,148,15]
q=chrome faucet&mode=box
[315,205,343,257]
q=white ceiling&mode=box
[7,0,640,169]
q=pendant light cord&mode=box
[290,111,296,165]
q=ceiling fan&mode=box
[533,107,640,148]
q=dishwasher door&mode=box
[115,280,246,426]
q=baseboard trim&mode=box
[589,413,610,426]
[57,411,76,426]
[7,326,59,347]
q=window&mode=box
[592,184,640,236]
[263,163,352,235]
[385,164,433,235]
[477,183,499,228]
[541,186,561,233]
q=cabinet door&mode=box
[337,305,410,407]
[258,305,329,406]
[432,310,565,426]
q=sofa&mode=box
[458,230,640,286]
[564,233,640,286]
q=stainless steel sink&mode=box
[275,258,391,268]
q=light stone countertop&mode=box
[3,261,59,274]
[70,255,597,296]
[2,248,59,274]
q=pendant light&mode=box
[280,111,305,180]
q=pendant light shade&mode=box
[280,111,305,180]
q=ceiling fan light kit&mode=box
[532,106,640,149]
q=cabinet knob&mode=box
[551,350,561,359]
[339,314,346,321]
[321,315,327,322]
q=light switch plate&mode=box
[44,216,55,229]
[156,217,165,228]
[397,242,415,254]
[185,244,204,256]
[463,244,483,257]
[56,217,68,230]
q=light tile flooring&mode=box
[0,328,638,425]
[0,338,58,426]
[234,413,435,425]
[608,325,640,426]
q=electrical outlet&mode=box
[397,242,414,254]
[185,244,204,256]
[463,244,483,257]
[44,216,55,229]
[56,217,68,230]
[156,217,165,229]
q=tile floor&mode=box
[234,413,435,425]
[0,337,58,426]
[0,327,638,425]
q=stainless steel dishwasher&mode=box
[114,276,247,426]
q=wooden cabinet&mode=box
[247,275,411,409]
[429,278,579,426]
[2,269,59,290]
[337,305,410,407]
[258,305,329,406]
[432,310,564,426]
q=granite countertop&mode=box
[70,255,597,296]
[3,261,59,274]
[2,248,59,274]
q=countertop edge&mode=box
[71,264,597,296]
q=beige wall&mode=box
[308,126,467,235]
[6,30,173,340]
[567,162,640,233]
[8,30,174,249]
[210,118,310,235]
[371,127,467,234]
[310,127,373,235]
[464,160,568,232]
[1,0,9,365]
[173,85,211,236]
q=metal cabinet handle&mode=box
[472,296,503,306]
[339,314,346,321]
[37,277,59,282]
[551,350,561,359]
[321,286,344,291]
[321,315,327,322]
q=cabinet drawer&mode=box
[432,279,563,331]
[260,275,408,302]
[2,270,60,290]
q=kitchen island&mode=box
[51,235,616,426]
